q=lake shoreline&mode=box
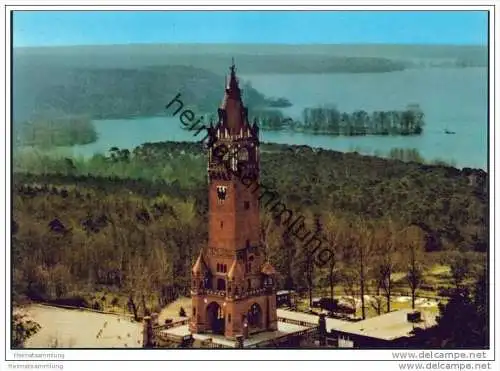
[13,68,487,170]
[14,137,486,172]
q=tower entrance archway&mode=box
[247,303,262,328]
[206,302,225,334]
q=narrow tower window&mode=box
[244,201,250,210]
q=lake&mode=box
[71,68,488,170]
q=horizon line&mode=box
[13,41,488,49]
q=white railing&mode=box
[204,289,227,297]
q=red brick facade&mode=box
[189,63,278,339]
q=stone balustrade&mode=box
[204,289,227,297]
[192,286,274,299]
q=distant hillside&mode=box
[14,43,487,71]
[13,43,487,124]
[13,63,276,124]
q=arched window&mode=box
[247,279,251,290]
[224,264,227,273]
[203,272,212,289]
[247,303,262,327]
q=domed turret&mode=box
[261,262,276,276]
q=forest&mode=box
[13,114,98,148]
[12,140,488,329]
[256,104,425,136]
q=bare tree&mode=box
[127,294,138,321]
[374,223,397,313]
[304,252,314,308]
[340,224,361,317]
[406,234,423,311]
[341,269,357,314]
[328,249,340,302]
[358,238,367,320]
[324,213,342,302]
[377,263,392,312]
[355,219,375,320]
[370,293,384,316]
[142,293,150,317]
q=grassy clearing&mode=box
[17,304,143,348]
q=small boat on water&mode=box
[444,129,456,135]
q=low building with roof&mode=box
[333,309,437,348]
[276,308,438,348]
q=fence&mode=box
[199,339,233,349]
[33,302,135,319]
[152,318,189,332]
[277,316,317,328]
[251,326,319,348]
[151,316,319,348]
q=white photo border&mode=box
[1,0,497,366]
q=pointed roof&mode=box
[223,60,241,101]
[261,262,276,276]
[192,254,208,275]
[219,60,248,134]
[228,259,245,280]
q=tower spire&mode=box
[226,57,239,94]
[220,59,244,132]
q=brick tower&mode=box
[189,62,278,339]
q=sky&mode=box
[13,10,488,47]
